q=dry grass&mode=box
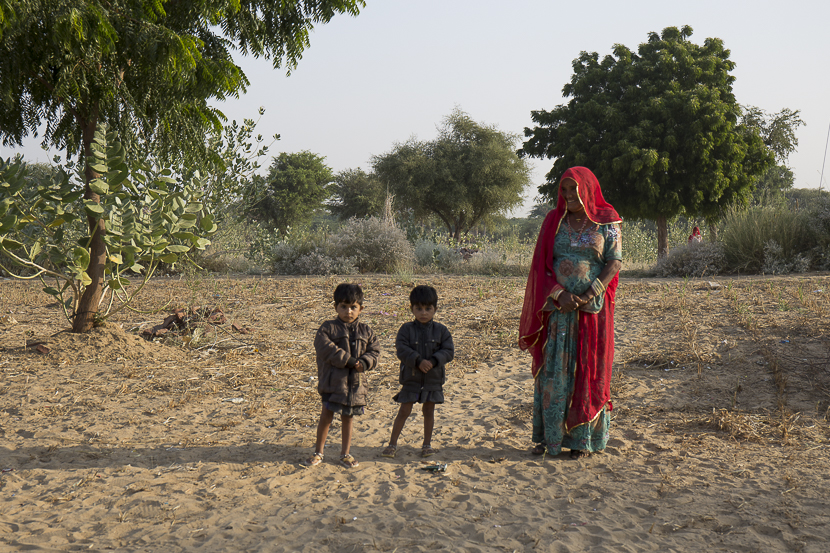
[1,272,828,452]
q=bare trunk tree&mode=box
[708,220,718,243]
[72,114,106,333]
[657,215,669,259]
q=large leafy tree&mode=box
[0,0,363,331]
[247,151,333,233]
[329,168,386,220]
[520,26,773,257]
[374,109,530,240]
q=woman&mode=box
[519,167,622,459]
[688,226,702,243]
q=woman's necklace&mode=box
[567,213,589,247]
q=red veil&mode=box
[519,167,621,430]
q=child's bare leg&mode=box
[388,402,415,446]
[422,402,436,447]
[340,414,354,456]
[313,406,335,454]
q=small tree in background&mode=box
[329,168,387,220]
[246,151,333,234]
[374,109,530,241]
[741,107,805,205]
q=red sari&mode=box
[519,167,621,431]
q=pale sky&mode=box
[3,0,829,216]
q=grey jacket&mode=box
[396,320,454,393]
[314,318,380,406]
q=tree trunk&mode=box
[708,220,718,243]
[656,216,669,259]
[72,116,106,333]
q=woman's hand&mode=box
[558,291,587,313]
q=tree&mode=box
[374,109,530,241]
[247,151,333,233]
[520,26,773,257]
[0,0,363,332]
[741,107,805,204]
[0,125,216,326]
[329,168,386,220]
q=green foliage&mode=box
[619,219,695,265]
[374,108,530,240]
[719,205,817,273]
[329,168,386,220]
[246,151,333,234]
[0,125,216,324]
[191,208,269,274]
[741,107,804,164]
[0,0,364,169]
[193,108,280,215]
[786,188,830,209]
[520,26,774,255]
[751,165,794,205]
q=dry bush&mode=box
[328,216,413,273]
[653,240,726,277]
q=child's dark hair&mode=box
[334,283,364,305]
[410,285,438,308]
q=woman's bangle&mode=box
[551,288,564,302]
[590,279,605,297]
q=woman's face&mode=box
[560,178,584,214]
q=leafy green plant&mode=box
[0,125,217,326]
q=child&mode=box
[382,285,454,458]
[304,283,380,468]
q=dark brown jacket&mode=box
[396,320,454,393]
[314,318,380,406]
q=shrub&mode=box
[414,239,462,271]
[761,240,810,275]
[293,250,356,275]
[327,217,413,273]
[251,226,345,275]
[805,195,830,270]
[194,216,267,273]
[652,240,726,277]
[720,205,818,273]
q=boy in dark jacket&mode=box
[304,283,380,469]
[381,285,454,458]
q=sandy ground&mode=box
[0,273,829,552]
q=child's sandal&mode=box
[381,445,397,458]
[302,452,324,467]
[421,445,438,458]
[340,454,359,468]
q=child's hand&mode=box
[355,360,364,372]
[418,359,433,373]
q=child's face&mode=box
[411,303,436,324]
[336,301,363,323]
